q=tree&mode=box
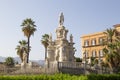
[41,34,49,61]
[21,18,37,63]
[4,57,15,67]
[103,28,120,72]
[104,28,116,43]
[94,59,98,64]
[15,40,28,62]
[75,57,82,62]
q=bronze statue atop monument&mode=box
[59,12,64,26]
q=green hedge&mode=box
[87,74,120,80]
[0,74,120,80]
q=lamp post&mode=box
[84,50,87,74]
[98,51,102,74]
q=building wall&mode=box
[81,24,120,64]
[81,32,106,63]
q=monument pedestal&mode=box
[21,62,32,70]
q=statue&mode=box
[59,12,64,26]
[48,33,53,46]
[49,33,52,42]
[22,51,27,64]
[70,34,73,43]
[63,30,67,39]
[55,47,60,61]
[21,50,27,69]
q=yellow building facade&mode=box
[81,24,120,64]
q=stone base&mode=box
[44,61,59,73]
[21,62,32,70]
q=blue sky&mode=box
[0,0,120,60]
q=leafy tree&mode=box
[15,40,28,62]
[94,59,98,64]
[41,34,49,61]
[75,57,82,62]
[21,18,37,63]
[90,57,95,66]
[4,57,15,67]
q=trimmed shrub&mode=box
[0,74,120,80]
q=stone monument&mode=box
[46,12,75,71]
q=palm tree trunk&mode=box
[108,62,113,73]
[27,36,30,63]
[45,47,47,61]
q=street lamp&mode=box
[98,51,102,74]
[84,50,87,74]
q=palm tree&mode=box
[15,40,28,63]
[103,28,120,72]
[104,27,115,43]
[103,28,115,70]
[21,18,37,63]
[41,34,49,61]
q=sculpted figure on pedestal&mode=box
[70,34,73,43]
[63,30,67,39]
[49,33,53,46]
[21,51,27,69]
[59,12,64,26]
[55,47,60,61]
[49,33,52,42]
[22,51,27,64]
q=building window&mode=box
[99,50,103,57]
[92,50,96,57]
[91,39,96,46]
[85,51,89,58]
[99,38,103,44]
[83,51,89,59]
[84,40,89,47]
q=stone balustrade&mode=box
[58,61,83,69]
